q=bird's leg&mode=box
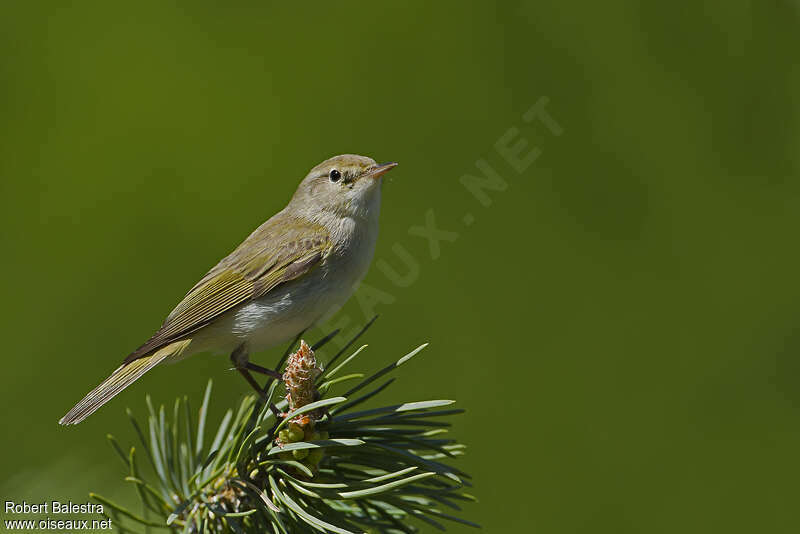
[244,361,283,380]
[261,331,304,392]
[230,344,267,398]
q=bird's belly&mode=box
[234,273,348,351]
[191,254,369,356]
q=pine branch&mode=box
[95,321,479,533]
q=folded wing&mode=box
[123,215,331,364]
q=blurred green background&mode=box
[2,1,800,532]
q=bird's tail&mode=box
[59,339,192,425]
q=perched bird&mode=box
[60,154,397,425]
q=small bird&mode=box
[60,154,397,425]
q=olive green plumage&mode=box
[124,216,331,364]
[59,155,397,426]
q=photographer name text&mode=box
[4,501,112,531]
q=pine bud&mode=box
[287,423,305,442]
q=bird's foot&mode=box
[230,344,275,398]
[244,361,283,380]
[269,403,285,419]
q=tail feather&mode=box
[59,339,192,425]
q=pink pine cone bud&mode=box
[282,340,322,416]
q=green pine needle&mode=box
[94,322,477,533]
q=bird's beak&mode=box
[367,162,398,180]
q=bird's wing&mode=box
[123,215,331,364]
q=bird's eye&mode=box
[329,169,341,182]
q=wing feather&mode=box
[123,215,330,363]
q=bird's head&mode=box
[290,154,397,220]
